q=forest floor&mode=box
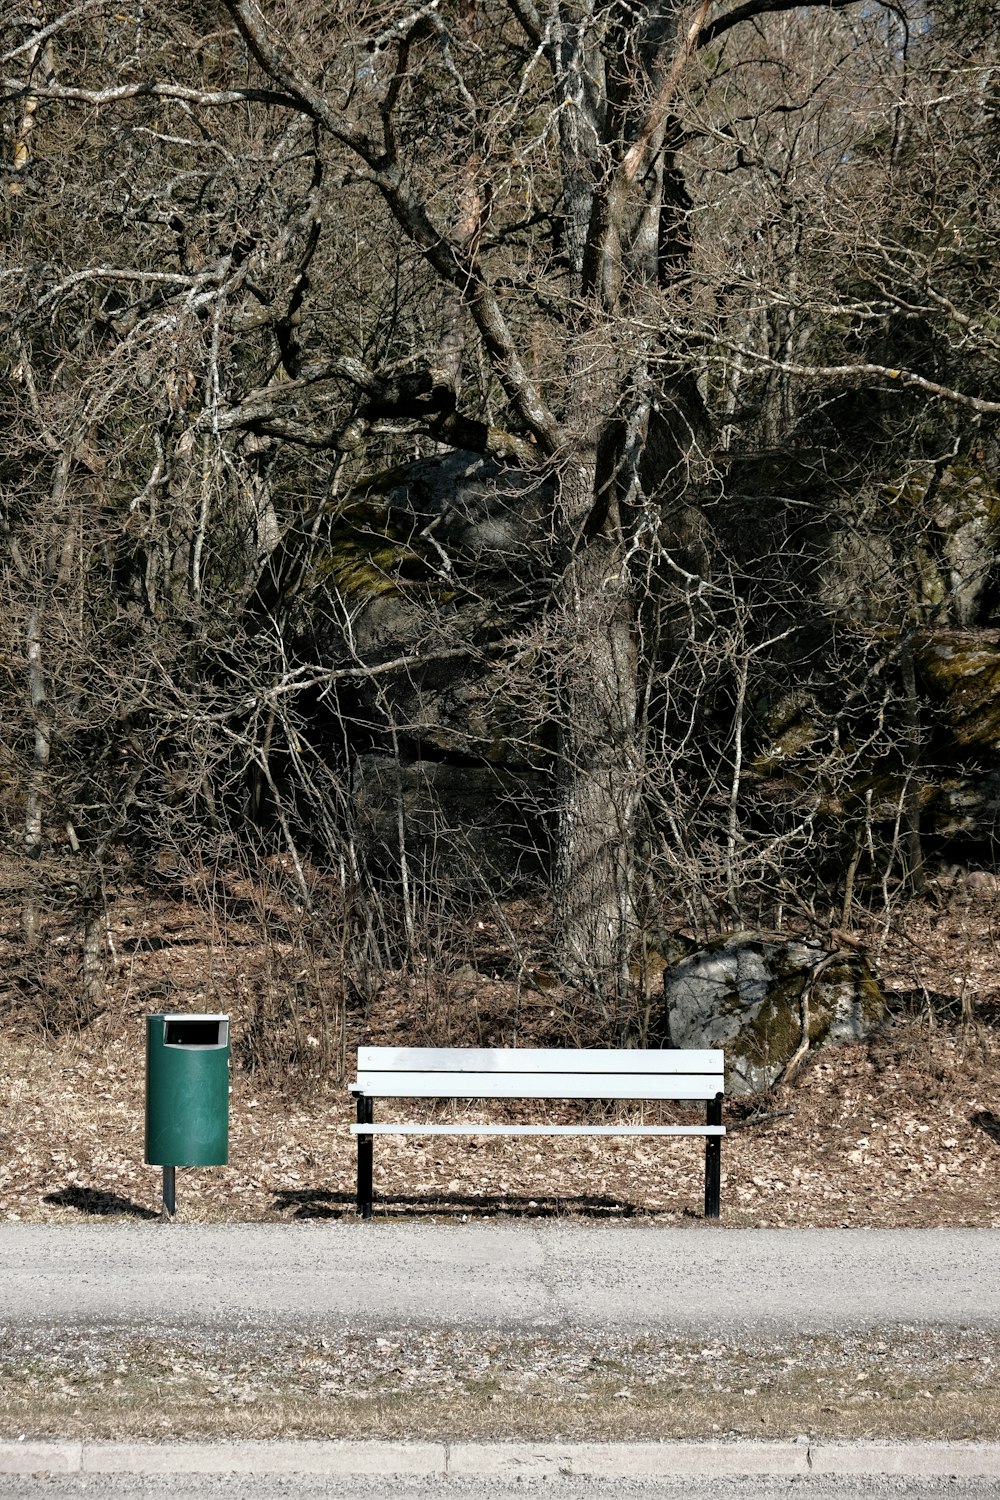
[1,862,999,1229]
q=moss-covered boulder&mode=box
[749,688,822,773]
[915,628,1000,748]
[663,933,886,1094]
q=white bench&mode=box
[349,1046,725,1221]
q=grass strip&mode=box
[0,1326,995,1443]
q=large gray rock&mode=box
[663,933,886,1094]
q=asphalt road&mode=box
[1,1224,997,1334]
[0,1474,999,1500]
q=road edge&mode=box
[3,1440,1000,1479]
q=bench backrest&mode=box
[353,1047,723,1100]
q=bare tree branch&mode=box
[214,355,543,466]
[699,341,1000,416]
[503,0,543,45]
[1,0,112,65]
[219,0,563,455]
[0,77,302,111]
[699,0,859,49]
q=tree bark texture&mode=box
[554,448,641,1004]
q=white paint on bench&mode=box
[357,1046,723,1074]
[352,1071,721,1100]
[354,1047,724,1102]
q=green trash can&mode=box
[145,1013,230,1168]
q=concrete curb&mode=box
[3,1440,1000,1479]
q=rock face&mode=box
[663,933,886,1094]
[915,628,1000,749]
[252,452,555,893]
[358,450,551,570]
[285,451,553,768]
[354,756,548,894]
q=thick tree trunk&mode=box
[554,518,640,1012]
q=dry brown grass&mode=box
[1,1326,997,1443]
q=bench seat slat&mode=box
[357,1046,722,1074]
[350,1123,725,1136]
[352,1071,722,1100]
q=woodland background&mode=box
[3,0,1000,1093]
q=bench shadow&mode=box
[272,1188,640,1220]
[43,1185,160,1220]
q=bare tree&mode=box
[3,0,1000,1039]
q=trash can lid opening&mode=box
[160,1015,230,1048]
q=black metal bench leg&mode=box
[357,1095,374,1220]
[704,1093,722,1219]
